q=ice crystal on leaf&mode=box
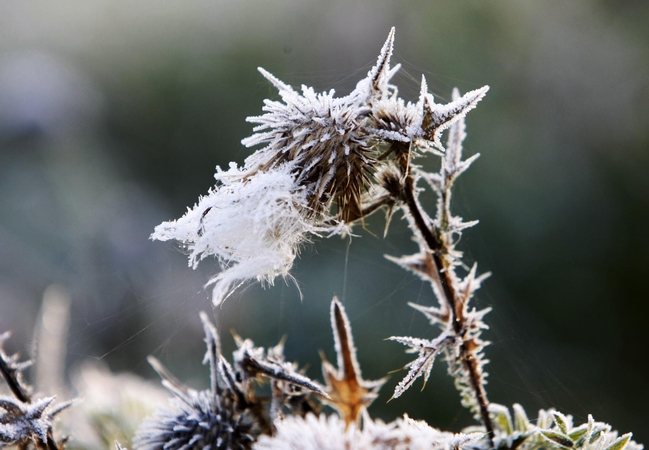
[388,332,460,400]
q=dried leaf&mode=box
[321,297,385,426]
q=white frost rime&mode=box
[151,164,343,305]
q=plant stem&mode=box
[401,174,495,447]
[0,354,31,403]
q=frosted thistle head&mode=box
[241,28,399,223]
[133,314,260,450]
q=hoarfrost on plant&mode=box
[151,164,344,304]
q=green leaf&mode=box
[541,430,574,449]
[573,415,594,448]
[553,411,569,434]
[604,433,632,450]
[513,403,530,432]
[569,424,588,442]
[489,404,513,434]
[510,433,535,450]
[589,424,610,445]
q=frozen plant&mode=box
[133,312,326,450]
[462,404,643,450]
[151,28,487,306]
[144,27,643,450]
[135,298,483,450]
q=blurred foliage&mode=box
[0,0,648,445]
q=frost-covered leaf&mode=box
[553,410,570,434]
[541,429,575,448]
[385,250,449,324]
[421,86,489,151]
[389,331,458,399]
[489,403,513,435]
[604,433,633,450]
[240,351,327,398]
[512,403,530,432]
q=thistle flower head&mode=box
[134,314,260,450]
[134,387,255,450]
[241,29,399,223]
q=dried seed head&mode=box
[133,387,256,450]
[241,30,400,223]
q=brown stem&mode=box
[0,355,31,403]
[401,174,495,447]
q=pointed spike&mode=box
[200,311,221,359]
[383,203,395,238]
[370,27,396,91]
[408,302,449,324]
[330,296,359,381]
[257,67,294,93]
[147,355,189,400]
[452,87,461,101]
[231,329,244,347]
[31,396,56,417]
[199,311,222,394]
[426,85,490,151]
[419,75,428,102]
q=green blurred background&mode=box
[1,0,648,443]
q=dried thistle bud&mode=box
[133,319,262,450]
[241,29,399,223]
[0,396,71,447]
